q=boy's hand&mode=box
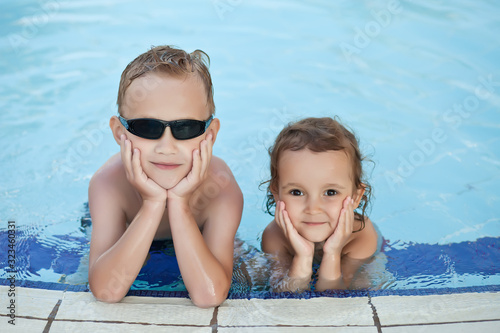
[275,201,315,259]
[120,135,167,203]
[168,134,213,203]
[323,196,354,256]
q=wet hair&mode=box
[262,117,373,232]
[117,45,214,116]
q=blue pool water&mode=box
[1,0,499,295]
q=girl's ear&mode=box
[270,182,280,204]
[110,116,126,145]
[353,184,366,209]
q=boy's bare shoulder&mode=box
[197,155,243,222]
[90,154,124,188]
[205,155,241,196]
[89,153,131,203]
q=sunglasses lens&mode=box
[130,119,165,139]
[171,120,205,140]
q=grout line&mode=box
[210,305,219,333]
[50,319,213,328]
[218,325,378,328]
[42,299,62,333]
[382,319,500,328]
[367,292,382,333]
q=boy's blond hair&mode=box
[117,45,215,116]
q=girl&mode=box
[261,117,378,292]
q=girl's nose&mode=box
[305,196,322,214]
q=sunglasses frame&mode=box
[119,115,214,140]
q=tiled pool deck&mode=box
[1,286,499,332]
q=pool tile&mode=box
[0,317,48,332]
[219,327,378,332]
[218,297,374,327]
[56,291,214,326]
[0,286,63,319]
[371,292,500,325]
[50,321,212,332]
[383,320,500,333]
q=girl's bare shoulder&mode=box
[261,220,290,256]
[344,217,378,259]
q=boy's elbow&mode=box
[190,290,228,308]
[190,280,230,308]
[89,280,127,303]
[94,292,125,303]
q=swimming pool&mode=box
[1,0,499,295]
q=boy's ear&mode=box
[353,184,366,209]
[110,116,126,145]
[207,117,220,143]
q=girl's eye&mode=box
[325,189,337,196]
[290,189,303,196]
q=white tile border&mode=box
[0,317,48,332]
[0,286,63,319]
[1,286,499,331]
[382,320,500,333]
[49,320,213,333]
[217,297,374,327]
[371,292,500,326]
[55,290,214,326]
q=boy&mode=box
[88,46,243,307]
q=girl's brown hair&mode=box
[262,117,373,231]
[117,45,214,116]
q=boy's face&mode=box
[274,149,362,243]
[118,72,216,190]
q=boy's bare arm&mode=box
[88,137,168,302]
[168,173,243,308]
[88,172,165,302]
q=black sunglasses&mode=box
[119,115,213,140]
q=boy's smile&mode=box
[152,162,182,171]
[275,148,360,243]
[118,72,217,189]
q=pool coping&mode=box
[2,278,500,299]
[1,286,499,332]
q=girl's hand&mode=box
[120,135,167,203]
[167,134,213,203]
[323,196,355,256]
[275,201,315,259]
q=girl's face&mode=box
[274,148,364,243]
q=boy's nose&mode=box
[154,127,178,154]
